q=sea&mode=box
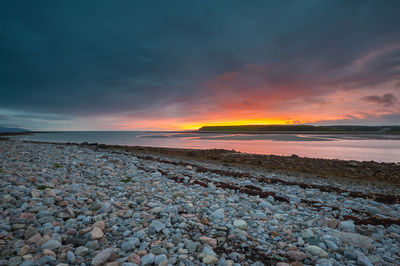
[16,131,400,163]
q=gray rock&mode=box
[37,255,56,265]
[382,254,396,263]
[211,208,225,220]
[1,248,14,257]
[318,242,327,250]
[202,246,217,256]
[357,255,373,266]
[184,239,199,253]
[19,260,38,266]
[98,202,112,214]
[134,230,146,240]
[85,240,100,250]
[75,246,89,256]
[304,237,319,245]
[0,224,11,232]
[250,262,264,266]
[228,252,239,261]
[123,230,132,237]
[122,238,140,251]
[150,220,165,232]
[305,245,328,258]
[288,194,300,203]
[259,200,274,209]
[151,246,167,255]
[203,255,218,264]
[65,235,88,246]
[233,219,247,230]
[368,255,381,264]
[339,220,355,232]
[253,211,268,219]
[41,239,61,250]
[152,171,162,178]
[324,240,338,251]
[344,251,358,261]
[36,210,52,218]
[300,228,315,239]
[91,248,114,266]
[315,258,335,266]
[8,256,22,266]
[266,195,275,204]
[67,251,76,263]
[339,232,373,249]
[286,250,306,261]
[322,235,341,246]
[356,225,376,236]
[217,256,227,266]
[163,206,179,215]
[155,254,168,264]
[140,253,155,266]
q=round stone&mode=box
[233,219,248,230]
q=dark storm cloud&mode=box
[0,0,400,128]
[362,93,397,107]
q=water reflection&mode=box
[19,131,400,163]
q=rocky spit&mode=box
[0,139,399,266]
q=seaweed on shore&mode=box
[120,177,135,183]
[23,140,400,184]
[53,163,63,168]
[214,239,286,265]
[137,154,400,205]
[36,185,54,190]
[342,215,400,226]
[155,157,400,227]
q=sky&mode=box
[1,0,400,131]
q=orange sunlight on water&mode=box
[179,119,299,130]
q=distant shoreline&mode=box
[196,130,400,135]
[0,131,57,139]
[0,131,57,136]
[198,124,400,133]
[2,130,400,136]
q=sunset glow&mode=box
[180,120,295,130]
[0,1,399,131]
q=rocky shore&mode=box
[0,139,399,266]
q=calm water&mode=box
[18,131,400,163]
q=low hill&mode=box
[0,126,30,133]
[199,125,400,132]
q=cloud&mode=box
[316,112,400,126]
[362,93,397,107]
[304,97,331,107]
[0,1,400,129]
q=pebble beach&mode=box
[0,139,399,266]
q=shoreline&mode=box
[197,130,400,135]
[0,138,399,265]
[3,130,400,135]
[15,139,400,186]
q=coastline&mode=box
[15,138,400,186]
[197,130,400,135]
[0,131,56,140]
[0,139,399,265]
[1,138,400,265]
